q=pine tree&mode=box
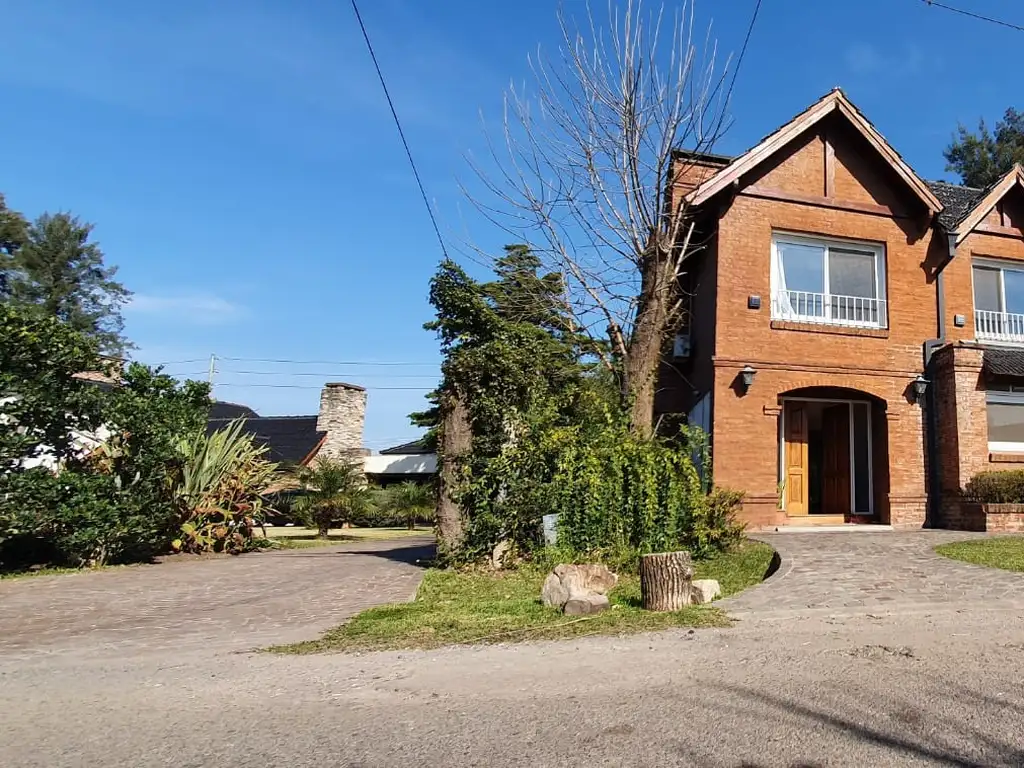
[945,108,1024,188]
[0,195,28,298]
[6,212,132,355]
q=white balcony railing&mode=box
[772,290,887,329]
[975,309,1024,344]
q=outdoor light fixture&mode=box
[912,374,930,404]
[740,365,757,391]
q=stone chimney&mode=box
[316,382,368,459]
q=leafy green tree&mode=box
[945,108,1024,188]
[0,303,211,567]
[5,212,132,354]
[293,457,375,538]
[420,250,587,558]
[0,302,105,474]
[382,482,433,530]
[0,195,28,298]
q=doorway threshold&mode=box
[757,522,894,533]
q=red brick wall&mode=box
[666,120,934,528]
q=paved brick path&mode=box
[719,530,1024,619]
[0,536,433,659]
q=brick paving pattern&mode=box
[0,536,433,659]
[720,531,1024,619]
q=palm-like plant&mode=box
[172,418,279,553]
[292,457,374,538]
[383,481,434,530]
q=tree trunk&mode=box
[624,248,675,437]
[640,551,695,611]
[317,524,329,539]
[436,387,471,557]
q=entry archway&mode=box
[778,386,889,522]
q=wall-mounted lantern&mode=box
[912,374,930,405]
[740,365,757,392]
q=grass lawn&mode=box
[272,540,776,653]
[935,536,1024,572]
[266,526,433,549]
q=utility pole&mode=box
[207,353,217,397]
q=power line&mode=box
[724,0,764,103]
[221,369,438,378]
[219,356,438,366]
[216,382,432,391]
[921,0,1024,32]
[350,0,450,260]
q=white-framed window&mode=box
[987,390,1024,453]
[770,232,887,329]
[973,259,1024,343]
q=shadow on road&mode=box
[707,681,1023,768]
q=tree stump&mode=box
[640,551,695,611]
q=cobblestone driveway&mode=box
[720,530,1024,619]
[0,536,433,659]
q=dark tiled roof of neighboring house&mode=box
[379,438,433,455]
[206,416,325,465]
[982,348,1024,377]
[209,400,260,420]
[926,180,985,230]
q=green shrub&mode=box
[963,470,1024,503]
[292,458,376,537]
[455,411,744,564]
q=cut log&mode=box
[640,551,695,611]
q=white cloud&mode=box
[845,43,928,77]
[127,293,246,324]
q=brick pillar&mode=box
[931,343,986,528]
[885,403,928,529]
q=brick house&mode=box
[658,88,1024,531]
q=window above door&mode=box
[770,232,887,329]
[974,259,1024,345]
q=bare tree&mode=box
[469,0,730,435]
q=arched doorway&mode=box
[779,386,888,522]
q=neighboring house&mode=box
[365,439,437,486]
[659,88,1024,531]
[208,383,435,482]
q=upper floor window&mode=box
[974,260,1024,344]
[770,233,887,329]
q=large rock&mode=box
[541,563,618,612]
[690,579,721,605]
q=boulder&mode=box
[690,579,721,605]
[541,563,618,611]
[563,594,611,616]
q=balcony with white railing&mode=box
[975,309,1024,344]
[771,290,888,329]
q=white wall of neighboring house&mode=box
[363,452,438,476]
[1,395,109,471]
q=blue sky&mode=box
[3,0,1022,450]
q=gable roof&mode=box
[947,165,1024,244]
[206,415,325,465]
[209,400,260,420]
[379,438,433,455]
[686,89,943,215]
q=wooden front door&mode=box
[784,404,809,515]
[822,404,851,515]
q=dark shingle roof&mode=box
[380,438,433,455]
[206,416,325,464]
[209,401,260,420]
[926,180,985,230]
[983,348,1024,378]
